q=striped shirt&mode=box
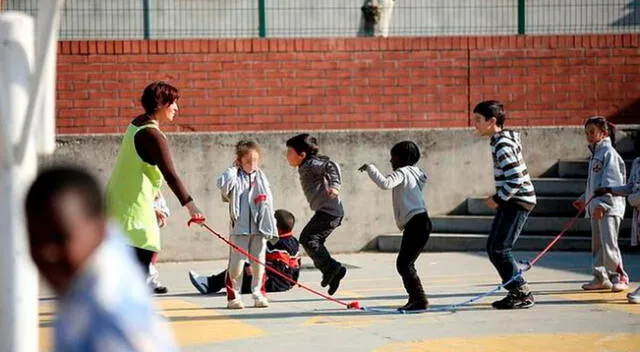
[490,130,537,210]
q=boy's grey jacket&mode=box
[365,164,428,230]
[298,155,344,217]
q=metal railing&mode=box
[3,0,639,40]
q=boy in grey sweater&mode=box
[359,141,432,311]
[286,134,346,296]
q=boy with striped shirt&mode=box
[473,100,537,310]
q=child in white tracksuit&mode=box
[359,141,432,312]
[596,156,640,302]
[148,192,170,294]
[573,116,628,292]
[217,140,278,309]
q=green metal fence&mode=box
[3,0,639,40]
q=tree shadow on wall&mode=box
[607,98,640,158]
[612,0,640,26]
[607,98,640,125]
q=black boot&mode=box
[328,266,347,296]
[398,297,428,312]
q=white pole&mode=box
[35,0,59,155]
[0,12,39,352]
[15,0,64,161]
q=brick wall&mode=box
[56,35,639,134]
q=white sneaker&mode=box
[146,265,168,294]
[627,287,640,304]
[227,298,244,309]
[611,276,629,293]
[582,277,613,290]
[188,270,209,295]
[254,295,269,308]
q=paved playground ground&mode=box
[38,251,640,351]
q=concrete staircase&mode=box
[378,159,635,252]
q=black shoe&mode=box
[153,286,169,294]
[398,299,428,312]
[492,291,535,310]
[321,264,342,287]
[328,266,347,296]
[321,273,331,287]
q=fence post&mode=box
[517,0,525,35]
[258,0,266,38]
[143,0,151,39]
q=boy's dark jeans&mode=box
[300,211,343,276]
[397,212,432,302]
[487,204,530,291]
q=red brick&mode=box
[297,105,327,114]
[79,41,89,54]
[252,97,281,106]
[70,41,80,54]
[59,42,71,54]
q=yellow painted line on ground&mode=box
[39,302,55,351]
[373,333,640,352]
[549,291,640,315]
[335,290,363,298]
[158,299,266,346]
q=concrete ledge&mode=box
[530,178,585,196]
[42,126,638,261]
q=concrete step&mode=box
[467,196,577,216]
[467,197,634,217]
[558,159,635,178]
[377,233,631,252]
[431,215,631,234]
[531,178,585,196]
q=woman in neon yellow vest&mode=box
[107,82,205,288]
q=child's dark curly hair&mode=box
[391,141,421,167]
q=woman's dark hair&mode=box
[274,209,296,233]
[473,100,506,128]
[235,139,261,159]
[140,81,180,115]
[585,116,616,145]
[285,133,319,156]
[390,141,421,167]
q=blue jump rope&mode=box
[190,197,590,314]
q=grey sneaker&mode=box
[582,277,613,290]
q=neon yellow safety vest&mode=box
[106,124,164,252]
